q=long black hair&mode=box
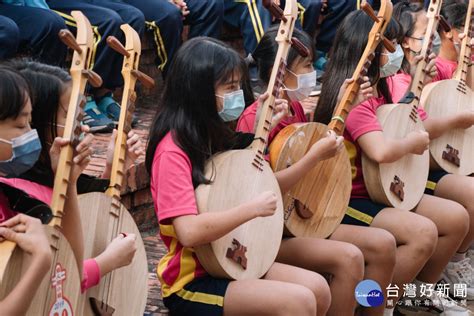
[145,37,250,188]
[441,0,467,30]
[0,66,31,121]
[8,60,110,192]
[315,10,403,125]
[252,25,315,85]
[7,59,71,170]
[393,1,425,73]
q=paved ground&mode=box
[142,229,170,316]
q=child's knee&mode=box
[337,244,365,280]
[282,285,318,316]
[367,229,397,265]
[307,273,331,314]
[411,217,438,256]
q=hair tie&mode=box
[331,116,345,125]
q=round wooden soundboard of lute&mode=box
[78,192,148,316]
[362,103,430,210]
[194,150,284,280]
[421,79,474,175]
[269,123,351,238]
[0,227,83,316]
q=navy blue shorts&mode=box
[341,198,387,227]
[425,170,449,195]
[163,276,230,316]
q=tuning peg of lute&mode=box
[59,29,82,53]
[262,0,287,22]
[361,2,379,23]
[132,70,155,89]
[382,37,395,53]
[290,38,310,57]
[107,36,130,57]
[438,15,451,33]
[82,69,103,88]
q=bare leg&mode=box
[370,208,438,301]
[434,174,474,252]
[265,261,331,316]
[224,263,326,316]
[331,224,396,316]
[413,194,469,282]
[277,237,363,316]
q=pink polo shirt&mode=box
[0,177,100,292]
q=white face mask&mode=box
[215,89,245,122]
[284,69,317,101]
[380,44,404,78]
[432,31,441,54]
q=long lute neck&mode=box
[105,25,144,207]
[408,0,442,108]
[249,1,297,157]
[250,58,289,158]
[328,0,393,135]
[106,87,136,203]
[50,12,95,228]
[454,1,474,83]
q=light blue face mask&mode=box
[380,44,404,78]
[216,89,245,122]
[432,31,441,54]
[0,129,42,176]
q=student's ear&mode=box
[401,38,411,50]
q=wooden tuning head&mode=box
[361,1,379,23]
[58,29,82,53]
[438,15,451,33]
[262,0,287,22]
[107,36,130,57]
[82,70,103,88]
[361,1,395,53]
[290,38,310,57]
[131,70,155,89]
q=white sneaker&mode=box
[466,250,474,274]
[439,258,474,300]
[432,290,471,316]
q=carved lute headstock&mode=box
[249,0,309,166]
[49,11,102,228]
[105,24,154,203]
[453,0,474,84]
[401,0,444,112]
[328,0,394,135]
